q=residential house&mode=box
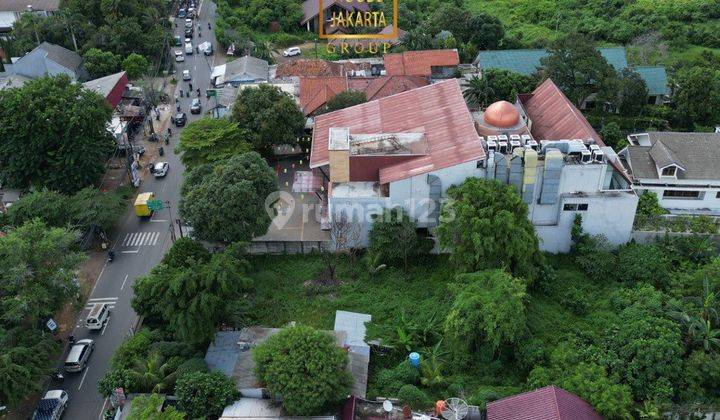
[276,59,370,79]
[4,41,84,81]
[300,0,369,33]
[82,71,129,108]
[299,74,428,115]
[220,398,335,420]
[474,47,670,105]
[211,56,269,87]
[619,131,720,214]
[383,49,459,78]
[310,78,637,253]
[486,386,603,420]
[0,0,59,34]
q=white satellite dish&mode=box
[383,400,393,413]
[441,398,469,420]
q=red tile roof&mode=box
[519,79,604,146]
[487,386,603,420]
[384,49,460,76]
[300,75,429,115]
[310,79,484,184]
[276,59,370,78]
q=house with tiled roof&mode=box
[276,59,370,79]
[299,74,428,115]
[4,41,85,81]
[475,47,670,105]
[619,131,720,215]
[383,49,459,78]
[310,78,637,252]
[211,56,269,87]
[487,386,603,420]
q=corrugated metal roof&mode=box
[0,0,59,12]
[520,79,604,145]
[633,66,670,96]
[310,79,484,184]
[487,385,603,420]
[37,41,82,72]
[475,47,628,74]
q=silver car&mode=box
[154,162,170,178]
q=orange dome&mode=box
[484,100,520,128]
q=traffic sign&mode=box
[46,318,57,331]
[147,199,164,211]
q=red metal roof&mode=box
[276,59,370,78]
[519,79,605,146]
[310,79,484,184]
[384,49,460,76]
[487,386,603,420]
[300,75,429,115]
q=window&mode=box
[661,166,676,177]
[716,191,720,199]
[563,203,588,211]
[663,190,701,199]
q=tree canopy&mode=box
[0,75,114,193]
[253,325,352,415]
[615,68,649,117]
[83,48,121,79]
[436,178,542,281]
[175,371,239,419]
[179,152,278,244]
[176,117,251,169]
[671,66,720,129]
[367,208,432,268]
[231,84,305,157]
[122,53,150,79]
[540,34,619,107]
[128,393,185,420]
[463,69,536,108]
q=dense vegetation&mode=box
[4,0,170,79]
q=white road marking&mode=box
[101,317,110,336]
[98,397,109,419]
[150,219,168,222]
[121,274,129,291]
[90,263,107,296]
[121,249,140,254]
[150,232,160,245]
[78,367,89,390]
[132,232,145,246]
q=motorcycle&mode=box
[159,146,165,156]
[107,250,115,263]
[164,135,169,145]
[52,370,64,382]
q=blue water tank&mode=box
[409,352,421,367]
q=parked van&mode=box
[86,303,109,330]
[64,339,94,373]
[185,42,193,55]
[174,36,182,46]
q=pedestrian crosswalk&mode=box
[85,297,118,310]
[121,231,162,247]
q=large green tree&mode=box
[436,178,542,281]
[0,75,113,193]
[615,68,648,117]
[231,85,305,157]
[83,48,121,79]
[128,393,185,420]
[175,371,238,419]
[253,326,351,416]
[176,117,251,169]
[122,53,150,79]
[444,270,527,354]
[671,66,720,129]
[179,152,277,243]
[0,328,57,408]
[540,34,619,107]
[463,69,536,108]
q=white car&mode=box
[154,162,169,178]
[282,47,301,57]
[182,69,191,80]
[185,42,193,54]
[184,18,193,28]
[175,50,185,62]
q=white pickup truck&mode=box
[32,390,68,420]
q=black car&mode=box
[185,27,193,38]
[173,112,187,127]
[190,98,202,114]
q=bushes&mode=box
[175,371,239,419]
[374,361,420,396]
[270,32,306,47]
[397,385,430,410]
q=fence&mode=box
[248,240,330,255]
[634,213,719,235]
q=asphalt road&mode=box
[50,2,220,419]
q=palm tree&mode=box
[126,351,178,393]
[689,319,720,353]
[463,76,493,109]
[252,40,275,65]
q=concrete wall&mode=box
[634,185,720,214]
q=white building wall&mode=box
[634,182,720,214]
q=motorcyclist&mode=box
[107,250,115,262]
[189,82,193,91]
[197,88,200,96]
[167,127,172,136]
[208,22,211,30]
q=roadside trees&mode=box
[0,75,113,193]
[122,53,150,79]
[83,48,121,79]
[176,118,251,170]
[436,178,542,281]
[179,152,278,244]
[231,85,305,157]
[253,326,351,415]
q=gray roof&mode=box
[225,56,269,82]
[37,42,82,72]
[0,0,60,12]
[0,73,30,90]
[82,71,126,97]
[625,132,720,180]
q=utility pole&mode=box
[176,219,184,238]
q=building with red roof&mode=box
[299,75,428,115]
[487,386,603,420]
[82,71,129,109]
[383,49,459,77]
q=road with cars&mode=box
[48,1,221,419]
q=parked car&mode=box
[282,47,301,57]
[64,339,94,373]
[175,50,185,62]
[185,42,193,54]
[86,303,109,330]
[187,7,196,18]
[185,27,194,38]
[190,98,202,114]
[184,18,193,28]
[174,35,182,46]
[174,112,187,127]
[32,390,68,420]
[182,69,191,81]
[154,162,170,178]
[177,8,186,18]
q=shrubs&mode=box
[397,384,430,410]
[374,361,420,396]
[366,208,432,268]
[175,371,239,419]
